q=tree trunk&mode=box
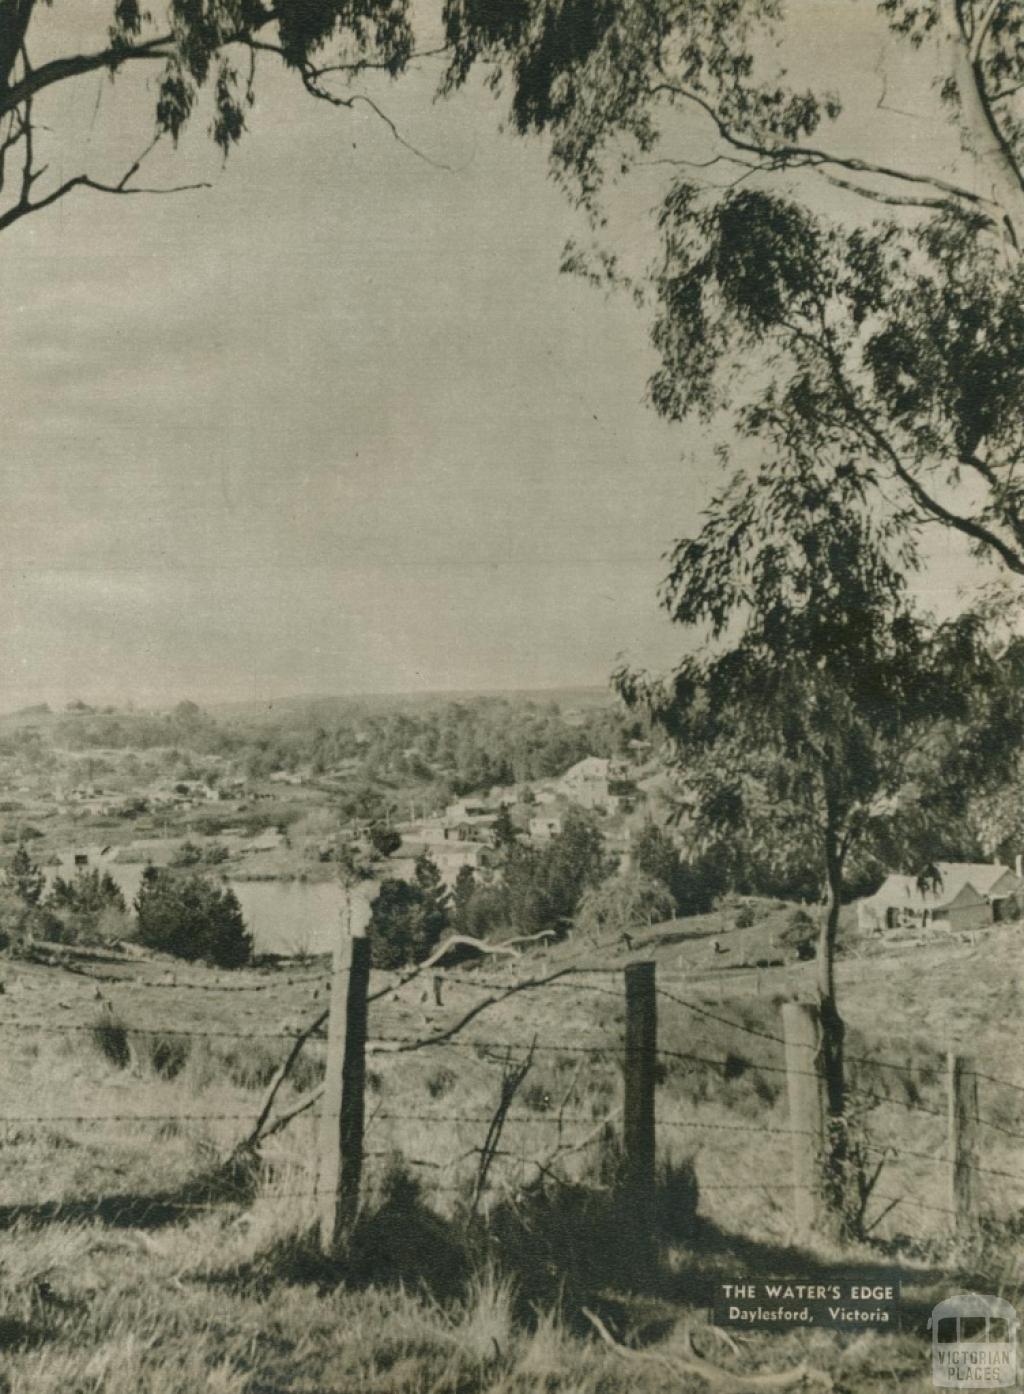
[945,15,1024,252]
[816,840,845,1120]
[816,821,852,1236]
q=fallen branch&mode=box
[239,1010,329,1151]
[368,930,556,1004]
[473,1039,536,1212]
[250,1082,324,1143]
[368,965,583,1053]
[581,1307,832,1392]
[237,945,590,1150]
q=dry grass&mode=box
[0,926,1020,1391]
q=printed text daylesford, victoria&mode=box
[715,1281,900,1329]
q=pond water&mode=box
[227,878,372,956]
[47,863,371,956]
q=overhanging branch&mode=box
[647,75,1005,227]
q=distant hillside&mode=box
[204,685,614,727]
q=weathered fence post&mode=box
[782,1002,829,1240]
[947,1052,978,1235]
[623,960,657,1226]
[318,921,372,1253]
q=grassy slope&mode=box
[0,924,1020,1393]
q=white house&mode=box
[558,757,637,813]
[857,862,1022,935]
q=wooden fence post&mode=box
[782,1002,829,1240]
[947,1053,978,1235]
[318,922,372,1253]
[623,960,657,1224]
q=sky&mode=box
[0,0,991,711]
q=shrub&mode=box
[219,1039,281,1090]
[368,874,447,969]
[368,823,402,859]
[427,1066,458,1099]
[144,1033,192,1080]
[89,1013,132,1070]
[135,867,252,968]
[734,903,755,929]
[47,868,127,943]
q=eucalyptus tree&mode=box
[444,0,1024,574]
[616,452,1024,1229]
[0,0,436,233]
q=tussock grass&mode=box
[1,931,1021,1392]
[87,1013,132,1071]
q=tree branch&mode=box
[581,1307,832,1392]
[0,132,210,233]
[368,964,585,1054]
[2,35,176,115]
[367,930,556,1004]
[647,76,1005,225]
[779,308,1024,574]
[241,1009,328,1151]
[298,67,458,171]
[969,0,1004,63]
[812,168,950,211]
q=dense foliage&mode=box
[0,694,641,805]
[0,0,430,235]
[445,0,1024,579]
[47,868,128,943]
[134,867,252,968]
[368,852,450,969]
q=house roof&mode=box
[864,873,978,913]
[864,862,1018,912]
[931,862,1020,899]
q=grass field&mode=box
[0,919,1021,1393]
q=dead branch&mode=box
[367,930,556,1004]
[368,964,584,1054]
[0,128,210,233]
[472,1038,536,1211]
[241,1009,328,1151]
[297,65,456,171]
[250,1081,324,1143]
[581,1307,832,1392]
[236,943,591,1151]
[530,1108,620,1179]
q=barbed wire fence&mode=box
[0,931,1022,1250]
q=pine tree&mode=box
[451,865,476,935]
[9,844,44,907]
[134,868,252,968]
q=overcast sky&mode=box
[0,1,987,712]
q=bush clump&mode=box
[135,866,252,968]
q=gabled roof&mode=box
[931,862,1020,899]
[863,861,1021,913]
[864,873,981,913]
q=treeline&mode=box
[0,846,131,949]
[367,815,718,968]
[0,842,252,969]
[238,696,646,792]
[6,694,650,802]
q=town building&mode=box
[856,862,1023,935]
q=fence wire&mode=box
[2,950,1020,1244]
